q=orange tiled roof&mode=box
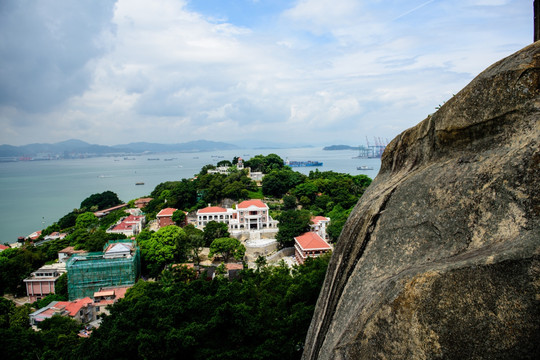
[311,216,329,224]
[57,297,93,316]
[198,206,227,213]
[295,232,332,251]
[237,199,267,209]
[157,208,177,217]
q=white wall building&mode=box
[196,200,278,231]
[310,216,331,240]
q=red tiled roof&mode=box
[311,216,329,224]
[57,297,93,316]
[135,197,153,203]
[28,230,41,240]
[123,215,144,223]
[295,232,332,251]
[112,222,134,231]
[0,244,9,250]
[197,206,227,213]
[157,208,177,217]
[237,199,267,209]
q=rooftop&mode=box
[295,232,332,251]
[157,207,177,217]
[197,206,227,213]
[311,216,330,224]
[237,199,267,209]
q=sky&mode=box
[0,0,532,148]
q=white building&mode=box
[196,206,236,228]
[310,216,331,240]
[106,215,145,237]
[24,262,67,302]
[196,200,278,231]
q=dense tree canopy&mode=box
[203,221,230,247]
[72,254,330,360]
[244,153,284,173]
[80,191,122,211]
[75,212,98,230]
[208,237,246,263]
[276,209,312,247]
[138,225,188,278]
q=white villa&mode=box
[310,216,331,240]
[196,199,278,232]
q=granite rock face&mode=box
[302,43,540,359]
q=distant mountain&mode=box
[0,139,240,158]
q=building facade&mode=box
[156,207,177,228]
[106,214,145,237]
[294,232,332,265]
[310,216,331,240]
[196,200,278,231]
[24,263,67,302]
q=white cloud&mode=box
[0,0,532,146]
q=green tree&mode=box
[208,237,245,263]
[263,153,285,173]
[327,205,353,242]
[276,209,312,247]
[55,273,68,298]
[139,226,188,277]
[57,211,78,229]
[80,191,122,211]
[75,212,98,230]
[282,194,297,210]
[262,168,307,198]
[172,209,186,226]
[216,160,232,167]
[255,255,267,271]
[292,182,318,204]
[37,315,81,358]
[203,221,230,246]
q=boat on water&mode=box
[147,158,160,160]
[135,182,145,185]
[357,165,374,170]
[285,159,323,167]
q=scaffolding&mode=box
[67,240,140,300]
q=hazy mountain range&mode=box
[0,139,241,158]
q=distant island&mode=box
[323,145,360,150]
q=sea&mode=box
[0,147,381,244]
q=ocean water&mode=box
[0,147,381,244]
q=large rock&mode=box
[302,43,540,359]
